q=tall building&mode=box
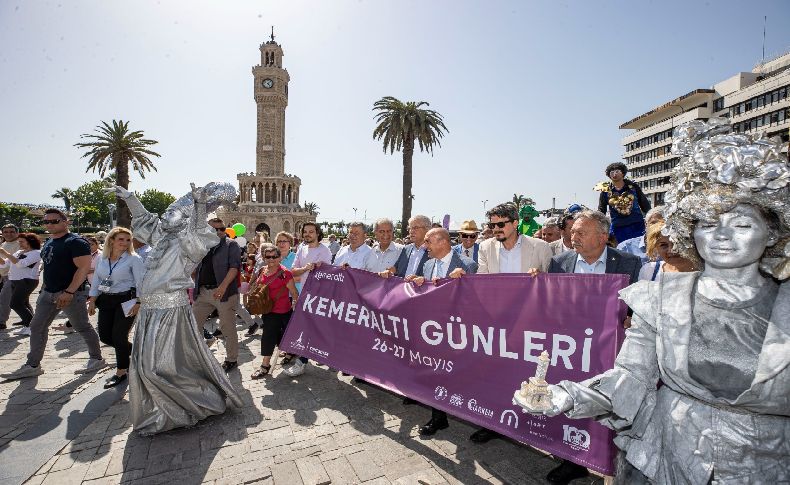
[620,52,790,206]
[218,33,316,236]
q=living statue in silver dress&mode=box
[520,119,790,484]
[107,182,243,435]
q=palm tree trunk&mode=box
[401,135,414,238]
[116,158,132,228]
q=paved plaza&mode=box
[0,296,604,485]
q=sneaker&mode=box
[221,361,238,372]
[283,360,306,377]
[245,323,259,336]
[15,327,31,336]
[206,337,217,348]
[1,364,44,380]
[74,358,108,374]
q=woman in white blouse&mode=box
[87,227,145,389]
[0,233,42,336]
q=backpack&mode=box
[246,269,285,315]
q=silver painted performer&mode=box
[106,183,243,435]
[521,119,790,484]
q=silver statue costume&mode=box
[121,184,243,435]
[556,274,789,484]
[542,120,790,484]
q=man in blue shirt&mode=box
[451,220,480,262]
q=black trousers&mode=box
[260,310,292,357]
[96,292,135,370]
[9,279,38,326]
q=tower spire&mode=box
[270,26,275,43]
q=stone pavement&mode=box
[1,308,605,485]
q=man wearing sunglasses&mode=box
[477,202,553,275]
[2,210,106,380]
[0,224,21,329]
[192,218,242,372]
[451,220,480,262]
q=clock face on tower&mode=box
[262,78,274,89]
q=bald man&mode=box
[404,228,478,436]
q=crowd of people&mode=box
[0,118,787,484]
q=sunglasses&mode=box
[487,220,512,229]
[263,255,279,260]
[460,233,477,239]
[215,227,226,232]
[41,219,63,225]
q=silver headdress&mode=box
[166,182,238,215]
[662,118,790,279]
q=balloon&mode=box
[235,236,247,247]
[225,228,236,238]
[232,223,246,237]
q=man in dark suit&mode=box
[545,209,640,485]
[382,215,431,278]
[404,228,478,436]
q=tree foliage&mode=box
[137,188,176,216]
[71,180,116,225]
[372,96,448,237]
[303,201,319,216]
[75,120,160,227]
[51,187,74,212]
[0,203,31,227]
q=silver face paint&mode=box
[693,204,770,270]
[160,208,187,230]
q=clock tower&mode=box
[254,33,289,176]
[217,31,316,236]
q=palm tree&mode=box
[372,96,448,237]
[512,194,536,211]
[75,120,160,227]
[51,187,74,213]
[303,201,319,216]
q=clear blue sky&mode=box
[2,0,789,225]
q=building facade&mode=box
[217,35,316,236]
[620,52,790,206]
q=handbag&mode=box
[247,268,286,315]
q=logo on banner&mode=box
[500,410,519,428]
[563,425,591,451]
[449,394,464,407]
[434,386,448,400]
[291,332,305,351]
[467,399,494,418]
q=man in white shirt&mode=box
[383,215,431,278]
[333,222,372,269]
[292,223,332,293]
[0,224,21,329]
[363,218,402,273]
[540,217,562,243]
[549,213,575,256]
[477,203,552,274]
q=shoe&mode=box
[206,337,217,348]
[245,323,259,336]
[221,361,238,372]
[1,364,44,380]
[251,365,271,379]
[418,418,449,436]
[403,397,417,405]
[546,460,589,484]
[15,326,31,336]
[75,358,108,374]
[104,374,128,389]
[212,329,223,337]
[469,428,500,443]
[12,321,25,326]
[352,377,368,385]
[283,360,306,377]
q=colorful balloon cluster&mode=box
[224,223,248,247]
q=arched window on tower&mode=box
[287,185,292,205]
[281,184,286,204]
[264,183,270,203]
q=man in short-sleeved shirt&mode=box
[292,223,332,293]
[2,209,105,380]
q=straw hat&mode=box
[458,220,480,234]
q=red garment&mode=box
[258,266,293,314]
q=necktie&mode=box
[465,249,470,257]
[435,260,444,279]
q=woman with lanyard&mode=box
[0,233,42,336]
[88,227,145,389]
[250,244,298,379]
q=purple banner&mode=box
[280,266,628,475]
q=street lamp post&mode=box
[352,207,358,221]
[481,199,488,222]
